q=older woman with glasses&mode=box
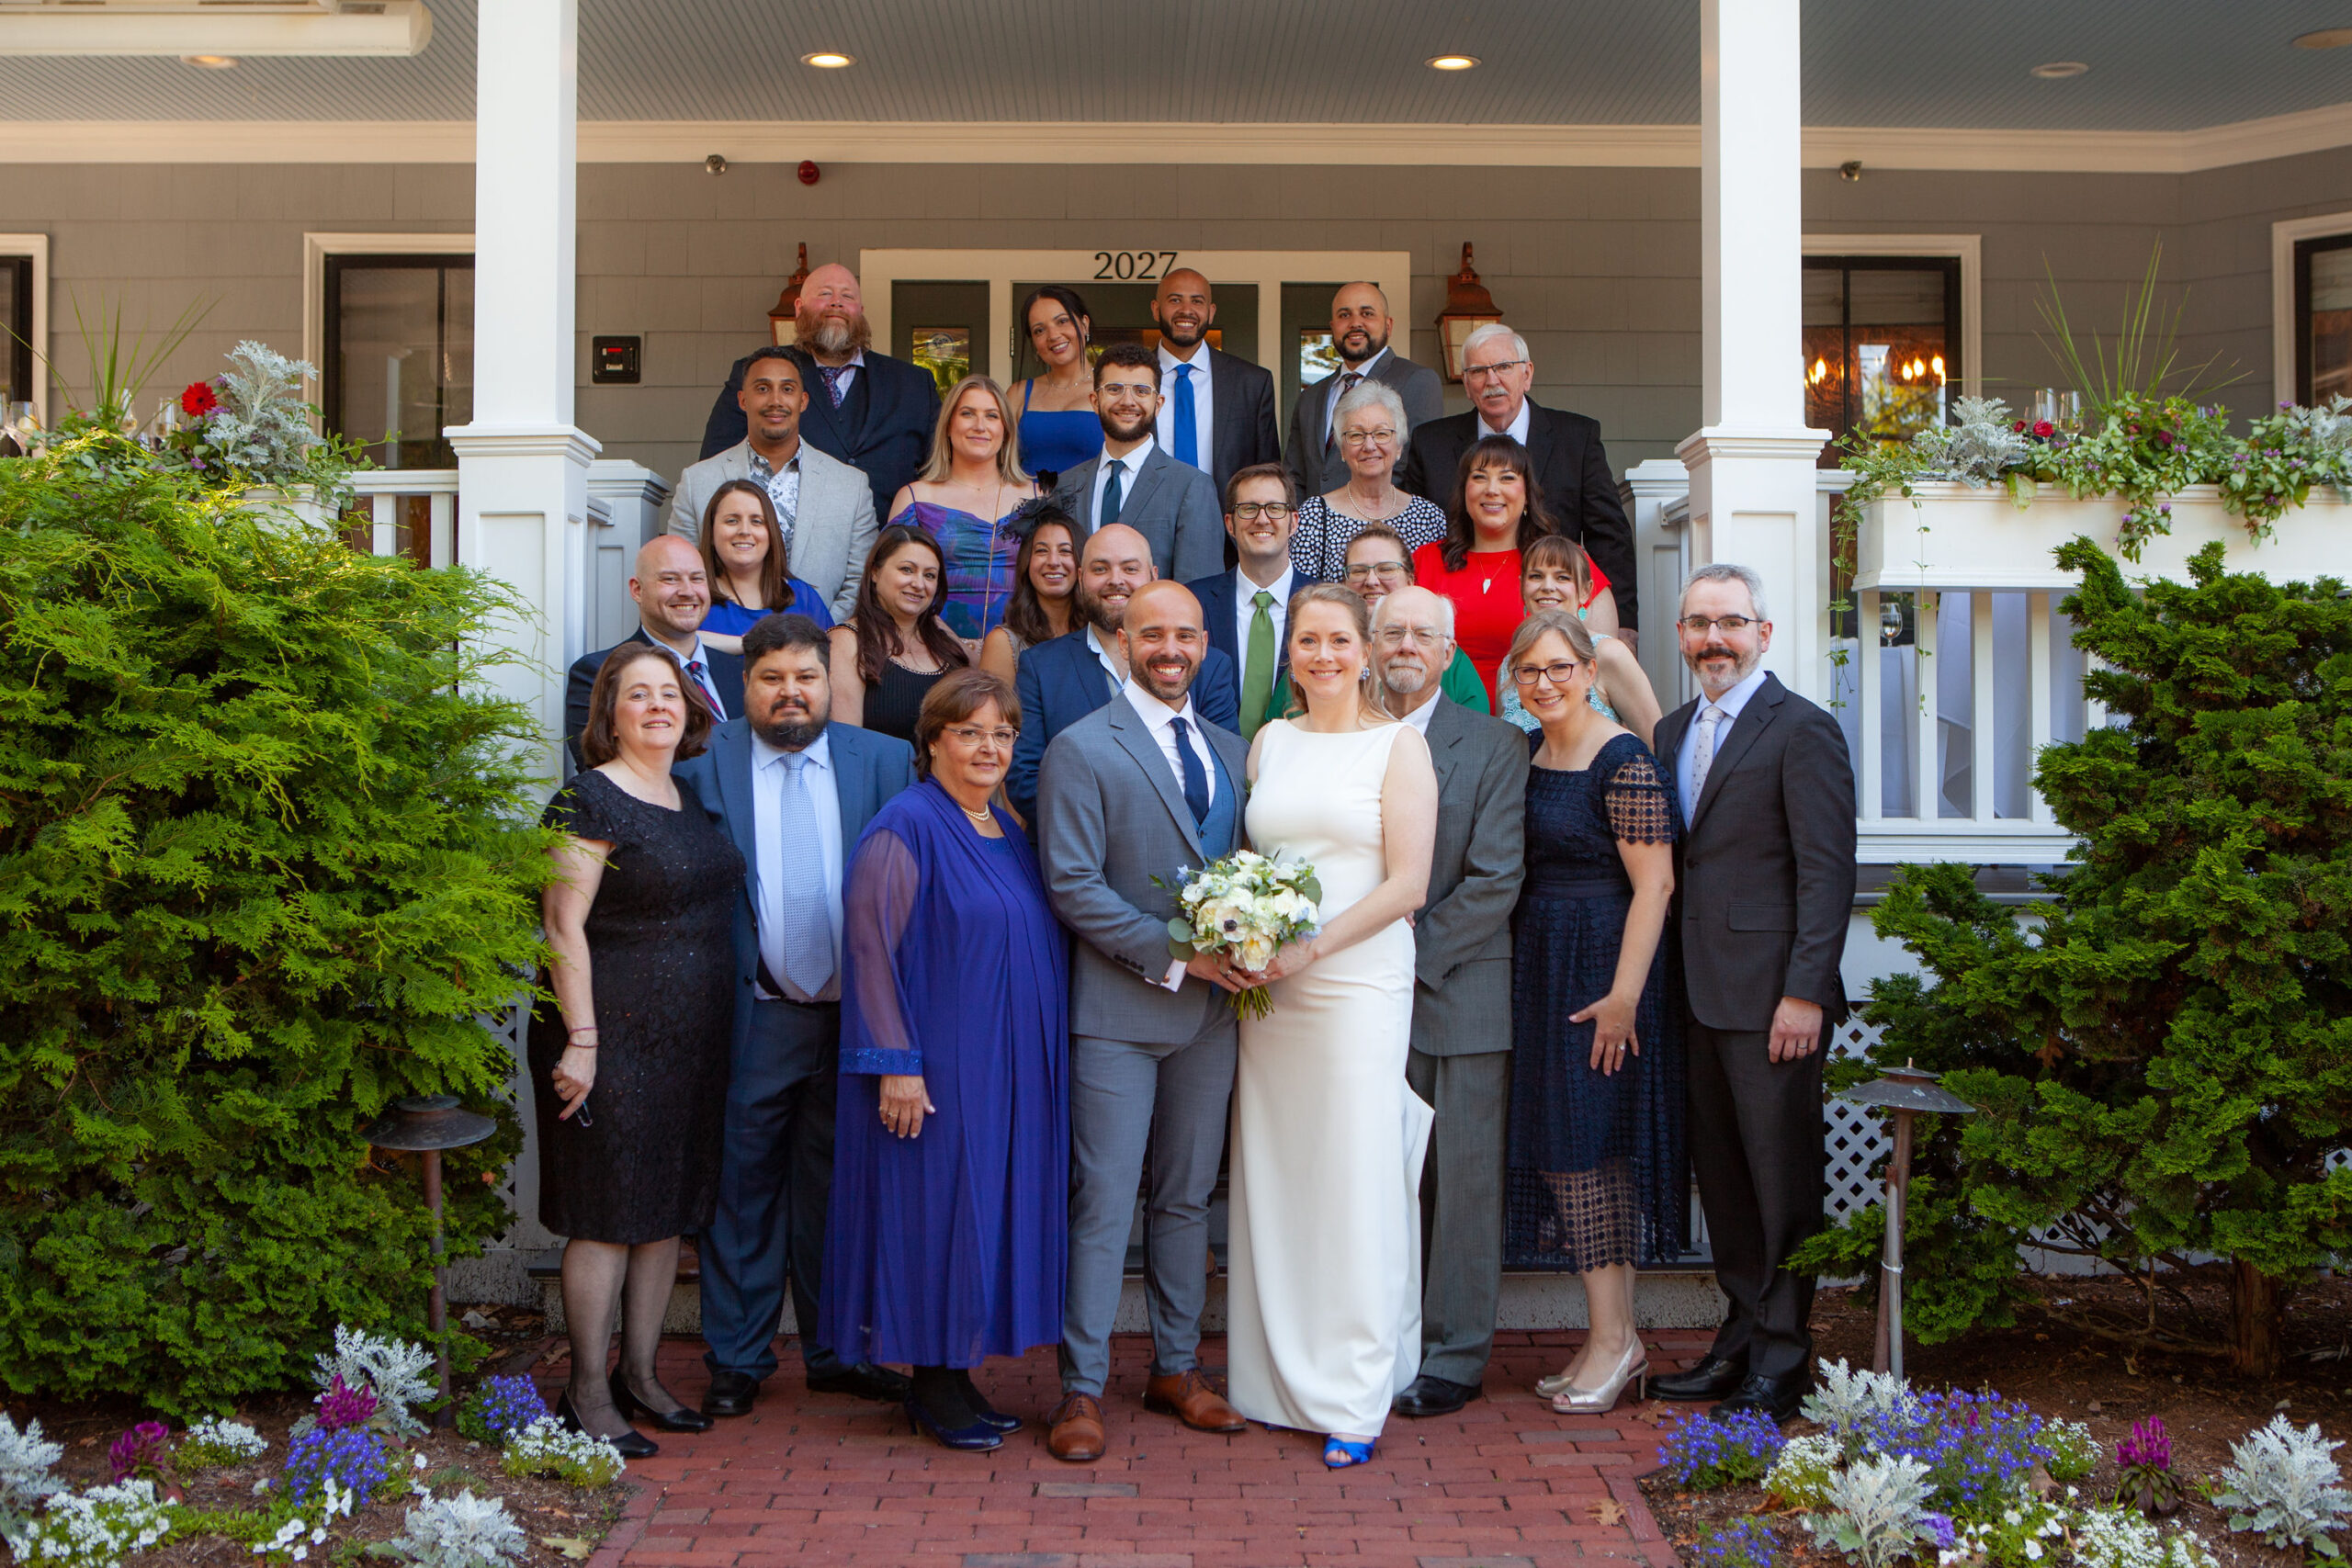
[1341,524,1490,714]
[1291,382,1448,583]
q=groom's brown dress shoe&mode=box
[1144,1369,1246,1433]
[1046,1393,1107,1461]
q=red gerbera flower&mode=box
[180,379,219,418]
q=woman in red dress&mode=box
[1410,434,1612,704]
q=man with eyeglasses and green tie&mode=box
[1187,464,1302,736]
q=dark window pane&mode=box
[2312,246,2352,405]
[326,256,473,469]
[1803,257,1957,461]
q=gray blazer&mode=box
[1410,697,1530,1057]
[667,439,878,621]
[1285,350,1446,498]
[1037,694,1251,1048]
[1050,444,1227,584]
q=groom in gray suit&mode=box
[1036,579,1251,1463]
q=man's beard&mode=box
[1380,660,1430,697]
[1074,581,1127,636]
[1136,652,1199,703]
[1099,409,1153,444]
[1339,327,1389,366]
[798,309,872,358]
[753,709,826,750]
[1688,643,1761,692]
[1156,315,1204,350]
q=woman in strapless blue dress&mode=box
[885,374,1040,642]
[1012,284,1102,486]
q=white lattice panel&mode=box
[1826,1013,1894,1221]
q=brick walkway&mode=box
[572,1330,1700,1568]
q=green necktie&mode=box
[1241,589,1277,739]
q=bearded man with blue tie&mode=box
[673,613,919,1417]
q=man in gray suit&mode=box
[1285,283,1445,499]
[1035,578,1250,1463]
[1051,343,1226,583]
[670,346,878,619]
[1366,586,1531,1417]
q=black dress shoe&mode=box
[808,1360,912,1402]
[553,1392,658,1460]
[1392,1374,1479,1418]
[611,1373,714,1433]
[1713,1371,1810,1425]
[1651,1355,1748,1402]
[702,1369,761,1418]
[905,1394,1002,1451]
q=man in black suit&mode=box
[1148,268,1280,503]
[1646,563,1856,1424]
[565,536,744,768]
[1286,282,1445,498]
[697,263,943,525]
[1399,322,1640,640]
[1185,463,1297,738]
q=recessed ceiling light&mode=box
[2293,27,2352,49]
[1426,54,1480,71]
[2030,60,2089,78]
[181,53,239,69]
[801,51,855,68]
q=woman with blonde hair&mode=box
[886,375,1040,644]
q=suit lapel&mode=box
[1123,447,1172,522]
[1107,697,1204,858]
[1522,399,1563,480]
[1420,696,1469,797]
[827,726,866,851]
[1202,571,1238,664]
[715,725,763,906]
[1690,676,1784,830]
[791,350,850,454]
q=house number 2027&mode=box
[1093,251,1179,280]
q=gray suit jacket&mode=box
[1284,350,1446,499]
[1050,444,1227,584]
[1409,697,1530,1057]
[667,439,879,620]
[1037,693,1251,1048]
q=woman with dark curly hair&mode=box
[827,525,971,741]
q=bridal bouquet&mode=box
[1160,849,1323,1020]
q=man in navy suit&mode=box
[566,536,744,769]
[1009,523,1238,826]
[1186,463,1299,738]
[674,613,919,1417]
[698,264,944,525]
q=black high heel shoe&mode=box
[610,1372,715,1433]
[904,1394,1003,1451]
[554,1391,659,1460]
[957,1375,1022,1435]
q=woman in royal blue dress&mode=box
[886,376,1040,644]
[819,668,1069,1453]
[1501,609,1685,1417]
[694,479,833,652]
[1011,284,1102,485]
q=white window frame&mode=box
[2272,210,2352,412]
[0,234,51,427]
[1800,233,1983,402]
[301,231,474,430]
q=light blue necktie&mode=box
[1172,362,1199,469]
[776,751,832,997]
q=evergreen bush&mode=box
[1793,537,2352,1374]
[0,433,556,1410]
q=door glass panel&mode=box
[2308,244,2352,405]
[327,257,473,469]
[890,280,989,395]
[1802,258,1956,462]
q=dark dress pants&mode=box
[702,997,844,1382]
[1406,1047,1510,1386]
[1683,1014,1829,1381]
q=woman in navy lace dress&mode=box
[1501,609,1684,1416]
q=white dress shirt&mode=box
[651,628,727,721]
[1326,346,1391,445]
[1480,394,1533,448]
[1232,562,1295,677]
[1084,626,1125,696]
[1123,680,1216,992]
[1155,344,1216,472]
[751,728,843,1004]
[1396,688,1442,736]
[1676,664,1769,825]
[1090,434,1157,529]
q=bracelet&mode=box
[566,1026,599,1041]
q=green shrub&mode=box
[0,433,556,1411]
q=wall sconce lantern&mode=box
[1435,243,1505,383]
[363,1094,498,1426]
[767,243,812,347]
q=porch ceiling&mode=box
[1,0,2348,133]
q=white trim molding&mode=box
[2272,209,2352,412]
[6,104,2352,173]
[300,230,473,412]
[0,2,430,57]
[1802,233,1984,402]
[0,233,51,428]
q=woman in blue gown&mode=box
[1012,284,1102,485]
[887,376,1040,643]
[819,669,1069,1452]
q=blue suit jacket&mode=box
[1185,568,1292,732]
[674,717,918,1060]
[1009,629,1238,826]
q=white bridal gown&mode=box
[1226,717,1435,1438]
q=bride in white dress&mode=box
[1223,582,1438,1469]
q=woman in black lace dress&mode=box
[1500,609,1685,1416]
[531,644,743,1456]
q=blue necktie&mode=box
[1172,363,1199,469]
[775,751,832,997]
[1170,716,1210,829]
[1100,457,1125,527]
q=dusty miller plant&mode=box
[0,1413,63,1518]
[386,1491,526,1568]
[313,1326,436,1437]
[1804,1452,1940,1568]
[1911,396,2031,487]
[204,342,330,485]
[1799,1359,1917,1443]
[2211,1416,2352,1558]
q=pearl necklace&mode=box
[961,803,994,824]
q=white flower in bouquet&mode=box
[1157,850,1323,1020]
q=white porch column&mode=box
[446,0,597,784]
[1677,0,1831,698]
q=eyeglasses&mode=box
[1463,359,1529,382]
[1375,626,1448,649]
[1340,427,1397,447]
[1230,502,1295,523]
[1511,660,1583,687]
[1342,559,1408,581]
[1678,615,1758,635]
[944,725,1017,747]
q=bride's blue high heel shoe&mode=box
[1323,1436,1375,1469]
